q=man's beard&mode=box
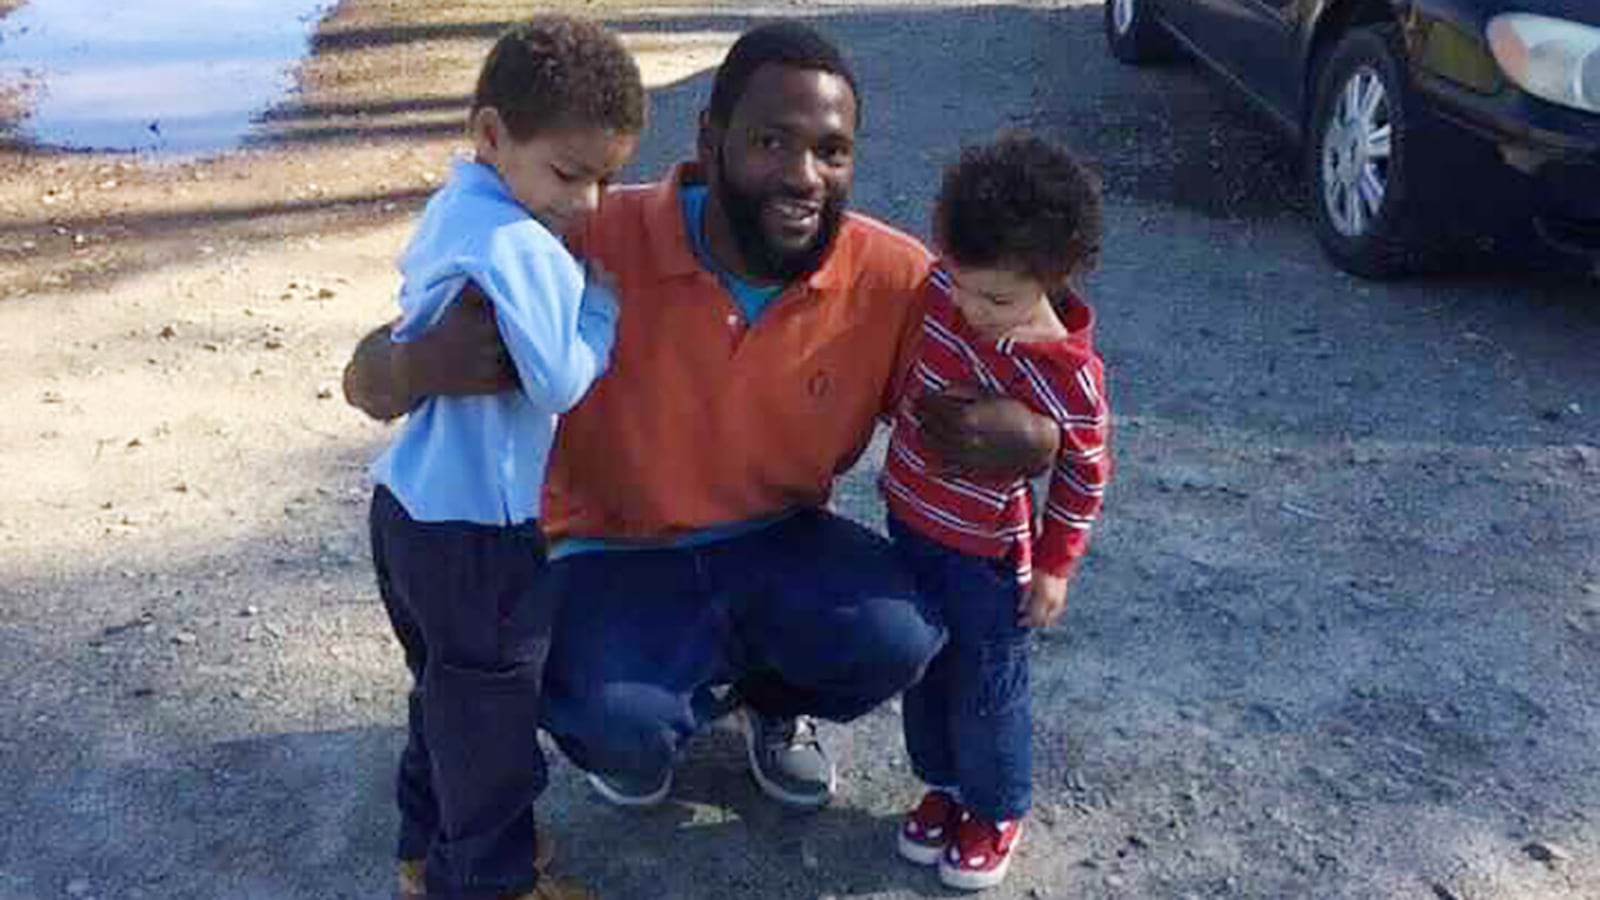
[713,155,846,283]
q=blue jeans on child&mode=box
[888,515,1033,823]
[369,485,555,898]
[539,509,945,783]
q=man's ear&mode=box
[469,107,503,165]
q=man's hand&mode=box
[1020,572,1068,628]
[916,384,1060,478]
[340,284,517,422]
[342,324,411,421]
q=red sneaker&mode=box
[897,789,963,865]
[939,812,1024,890]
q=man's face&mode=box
[705,64,857,281]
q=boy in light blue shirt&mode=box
[365,17,643,900]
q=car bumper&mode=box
[1420,75,1600,256]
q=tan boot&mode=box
[502,873,598,900]
[397,831,558,898]
[396,858,426,899]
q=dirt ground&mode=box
[2,1,1598,899]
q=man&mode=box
[345,21,1058,812]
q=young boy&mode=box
[365,17,643,900]
[882,134,1111,892]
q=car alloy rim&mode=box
[1321,65,1393,238]
[1113,0,1135,36]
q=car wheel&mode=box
[1306,25,1444,278]
[1104,0,1175,65]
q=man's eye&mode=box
[755,134,785,152]
[552,166,579,182]
[819,144,852,165]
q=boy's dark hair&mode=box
[707,21,859,127]
[473,16,645,140]
[934,133,1103,285]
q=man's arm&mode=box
[341,284,517,422]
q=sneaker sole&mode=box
[896,830,945,866]
[937,831,1021,891]
[585,770,672,808]
[741,713,836,809]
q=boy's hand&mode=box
[585,260,619,300]
[1020,572,1068,628]
[581,261,621,328]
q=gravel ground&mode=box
[1,2,1597,899]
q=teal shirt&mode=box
[551,185,793,558]
[681,185,784,322]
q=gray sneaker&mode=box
[742,710,837,808]
[586,766,673,808]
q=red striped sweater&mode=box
[881,267,1112,582]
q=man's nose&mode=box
[781,149,823,194]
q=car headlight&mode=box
[1487,13,1600,114]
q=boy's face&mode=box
[945,263,1051,340]
[472,112,638,235]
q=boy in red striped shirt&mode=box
[882,134,1111,891]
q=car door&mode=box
[1169,0,1309,125]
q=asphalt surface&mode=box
[2,2,1598,899]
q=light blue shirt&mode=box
[372,159,618,525]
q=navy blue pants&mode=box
[539,509,946,782]
[889,516,1033,823]
[369,486,553,899]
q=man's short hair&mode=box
[707,21,858,127]
[472,16,646,140]
[934,133,1103,284]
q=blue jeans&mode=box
[370,486,554,899]
[539,509,945,781]
[889,516,1033,823]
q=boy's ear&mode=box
[469,107,503,164]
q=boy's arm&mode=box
[1032,362,1113,579]
[341,286,516,421]
[472,229,618,413]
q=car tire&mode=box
[1306,25,1446,278]
[1104,0,1176,65]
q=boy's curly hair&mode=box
[934,133,1102,285]
[473,16,646,140]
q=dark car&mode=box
[1104,0,1600,277]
